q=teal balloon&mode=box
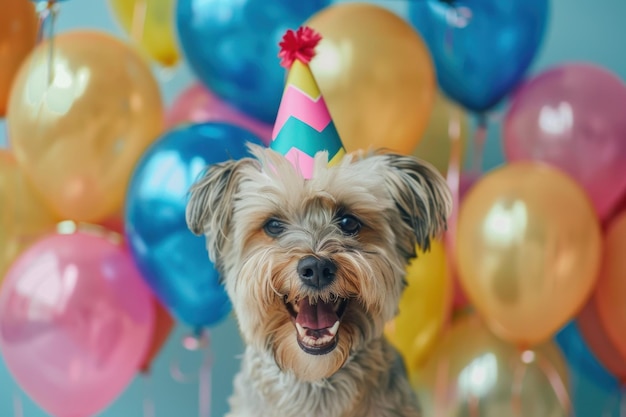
[408,0,549,112]
[175,0,330,124]
[125,123,264,329]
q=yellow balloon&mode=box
[412,315,571,417]
[109,0,179,67]
[385,240,451,372]
[456,162,602,347]
[0,0,38,116]
[307,3,435,155]
[412,92,469,177]
[0,151,59,280]
[8,31,164,223]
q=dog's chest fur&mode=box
[226,337,421,417]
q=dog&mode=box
[186,144,452,417]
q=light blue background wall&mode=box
[1,1,625,416]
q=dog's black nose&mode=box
[297,256,336,288]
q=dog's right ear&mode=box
[186,158,252,262]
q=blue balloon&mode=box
[175,0,330,124]
[408,0,549,112]
[555,321,619,391]
[125,123,264,330]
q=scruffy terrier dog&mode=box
[186,144,452,417]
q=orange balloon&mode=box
[456,162,602,347]
[307,3,435,155]
[7,30,164,223]
[0,0,38,116]
[412,314,571,417]
[0,151,59,280]
[595,211,626,365]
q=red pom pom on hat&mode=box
[278,26,322,69]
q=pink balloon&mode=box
[167,83,272,145]
[504,63,626,219]
[0,231,154,417]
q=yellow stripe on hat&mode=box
[285,60,321,99]
[328,147,346,167]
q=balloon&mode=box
[0,151,59,279]
[0,230,154,417]
[503,63,626,219]
[384,240,451,372]
[595,211,626,364]
[7,30,164,223]
[108,0,179,67]
[408,0,549,112]
[166,83,272,144]
[176,0,329,123]
[578,299,626,382]
[555,321,619,393]
[412,314,570,417]
[0,0,38,116]
[412,92,469,177]
[140,298,175,372]
[456,162,602,347]
[125,122,264,329]
[307,3,435,155]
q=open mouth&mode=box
[285,295,348,355]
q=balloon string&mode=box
[198,346,213,417]
[471,114,488,175]
[620,385,626,417]
[130,0,148,45]
[169,329,211,384]
[36,1,60,84]
[445,105,462,249]
[510,357,528,416]
[536,352,572,415]
[12,389,23,417]
[141,372,156,417]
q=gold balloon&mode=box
[307,3,435,155]
[109,0,179,67]
[0,151,59,280]
[385,240,451,372]
[456,162,601,347]
[8,31,164,223]
[412,315,571,417]
[412,92,469,177]
[0,0,38,116]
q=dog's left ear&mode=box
[378,153,452,255]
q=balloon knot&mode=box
[278,26,322,69]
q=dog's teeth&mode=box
[296,323,306,338]
[328,321,340,337]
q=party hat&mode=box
[271,26,346,179]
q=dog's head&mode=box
[186,144,451,381]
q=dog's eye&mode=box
[264,219,286,237]
[338,215,361,235]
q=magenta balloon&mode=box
[0,231,155,417]
[166,83,272,145]
[504,63,626,219]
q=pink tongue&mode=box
[295,298,338,330]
